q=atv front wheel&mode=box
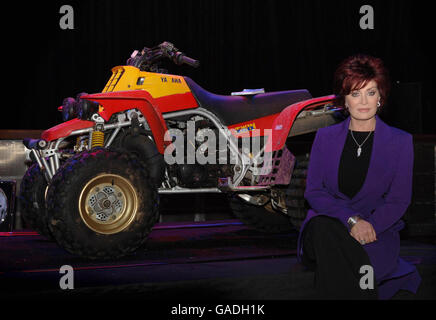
[19,163,52,238]
[46,148,159,259]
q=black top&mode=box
[338,130,374,199]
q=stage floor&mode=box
[1,219,435,301]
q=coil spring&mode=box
[75,136,81,149]
[91,131,105,148]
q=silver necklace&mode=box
[350,130,373,157]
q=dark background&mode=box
[3,0,434,133]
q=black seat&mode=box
[184,77,312,126]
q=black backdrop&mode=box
[3,0,434,133]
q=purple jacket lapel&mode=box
[325,114,393,202]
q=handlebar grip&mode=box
[175,52,200,68]
[182,55,200,68]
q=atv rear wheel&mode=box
[229,153,310,233]
[19,163,52,239]
[285,153,311,230]
[46,148,159,259]
[229,195,295,233]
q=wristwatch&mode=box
[347,215,360,229]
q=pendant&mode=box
[357,147,362,157]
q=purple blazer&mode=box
[297,114,421,299]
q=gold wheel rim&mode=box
[78,174,138,234]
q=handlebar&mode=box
[127,41,200,72]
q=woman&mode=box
[297,54,422,300]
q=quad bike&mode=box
[19,41,345,259]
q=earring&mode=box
[377,101,381,108]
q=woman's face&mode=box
[344,79,380,121]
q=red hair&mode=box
[333,54,390,109]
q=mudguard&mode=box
[82,90,173,154]
[40,90,181,154]
[41,118,94,142]
[264,95,336,152]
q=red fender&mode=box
[81,90,173,154]
[264,95,336,152]
[41,119,95,142]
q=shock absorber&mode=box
[91,130,105,148]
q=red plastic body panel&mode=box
[264,95,336,152]
[40,90,198,154]
[81,90,180,154]
[83,90,197,120]
[227,114,278,138]
[41,119,94,141]
[153,92,198,113]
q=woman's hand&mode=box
[350,218,377,245]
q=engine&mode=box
[165,117,234,188]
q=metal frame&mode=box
[28,104,341,194]
[161,107,273,193]
[29,109,149,184]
